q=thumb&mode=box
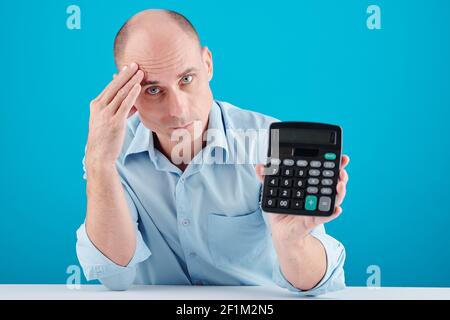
[255,164,265,183]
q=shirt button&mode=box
[181,219,190,226]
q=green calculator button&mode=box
[305,195,317,211]
[324,153,336,160]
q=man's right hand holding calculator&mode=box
[254,122,350,291]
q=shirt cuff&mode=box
[272,229,346,296]
[76,223,151,281]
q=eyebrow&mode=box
[141,67,198,86]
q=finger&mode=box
[339,169,348,184]
[116,83,142,119]
[340,154,350,170]
[316,206,343,224]
[108,70,144,113]
[335,181,346,206]
[329,206,343,221]
[255,164,265,183]
[98,62,139,104]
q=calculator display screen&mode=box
[278,128,336,145]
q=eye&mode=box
[147,87,161,95]
[181,75,193,84]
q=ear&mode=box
[201,46,214,82]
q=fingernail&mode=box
[130,62,137,69]
[122,65,128,71]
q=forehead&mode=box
[123,30,201,82]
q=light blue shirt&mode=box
[76,100,346,295]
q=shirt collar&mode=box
[202,100,229,162]
[122,100,229,165]
[122,116,150,165]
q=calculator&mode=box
[261,122,342,216]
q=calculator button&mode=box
[323,170,335,177]
[281,168,294,176]
[310,161,322,168]
[296,160,308,167]
[307,187,319,194]
[293,189,305,199]
[278,199,290,208]
[265,188,278,197]
[305,195,317,211]
[294,179,306,188]
[264,165,279,176]
[265,198,276,208]
[280,189,291,198]
[321,187,333,195]
[281,178,293,187]
[291,200,303,209]
[318,196,332,212]
[309,169,321,177]
[323,161,335,169]
[283,159,295,166]
[324,153,337,160]
[270,158,281,165]
[295,168,307,177]
[308,178,320,185]
[321,179,333,186]
[268,177,279,186]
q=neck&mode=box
[153,120,209,172]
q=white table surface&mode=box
[0,285,449,300]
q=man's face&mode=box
[121,29,214,141]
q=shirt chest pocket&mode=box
[207,208,270,269]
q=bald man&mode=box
[76,9,350,295]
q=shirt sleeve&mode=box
[271,223,346,296]
[75,155,152,290]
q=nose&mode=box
[167,90,189,119]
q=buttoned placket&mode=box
[175,167,204,285]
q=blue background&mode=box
[1,0,449,286]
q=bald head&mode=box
[114,9,201,66]
[111,9,214,141]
